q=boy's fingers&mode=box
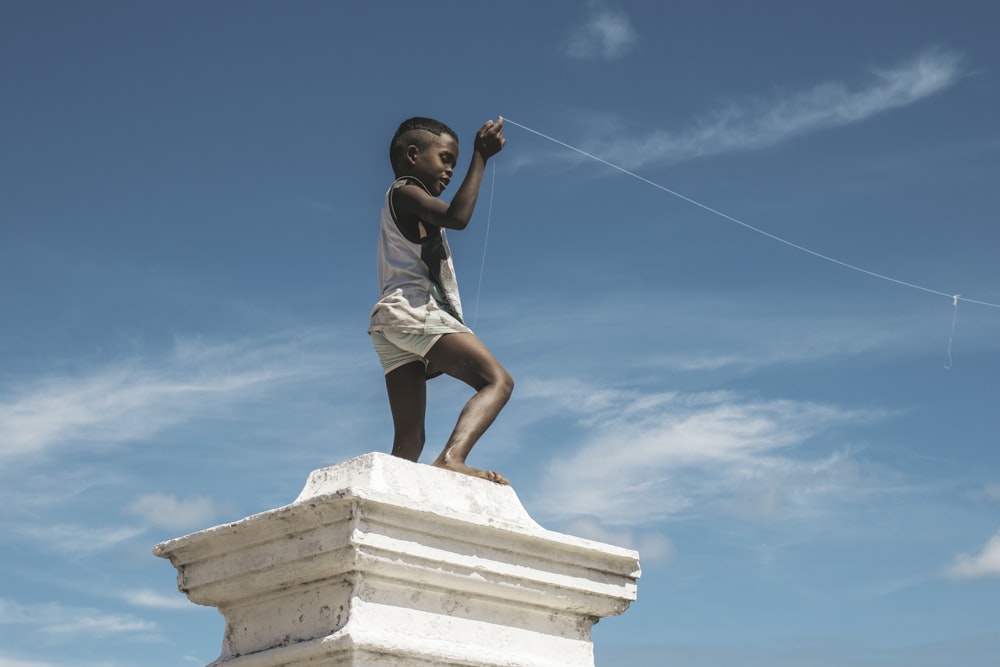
[475,118,506,154]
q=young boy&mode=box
[369,116,512,484]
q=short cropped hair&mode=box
[389,117,458,169]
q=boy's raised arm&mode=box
[395,118,505,231]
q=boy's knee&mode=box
[498,369,514,400]
[480,364,513,401]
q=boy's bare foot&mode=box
[432,460,509,485]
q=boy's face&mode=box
[407,133,459,196]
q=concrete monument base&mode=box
[154,453,640,667]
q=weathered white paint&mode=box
[155,453,640,667]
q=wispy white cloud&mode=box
[945,531,1000,580]
[525,379,887,525]
[0,330,343,461]
[562,1,638,61]
[573,48,963,168]
[0,598,156,638]
[121,589,192,611]
[0,657,125,667]
[563,516,674,563]
[124,493,217,532]
[15,522,146,554]
[646,309,909,373]
[975,483,1000,501]
[0,658,60,667]
[44,614,156,637]
[0,466,125,516]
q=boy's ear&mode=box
[405,144,420,164]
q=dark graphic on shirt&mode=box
[420,230,463,323]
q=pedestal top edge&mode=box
[154,453,640,568]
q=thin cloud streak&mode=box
[0,658,61,667]
[563,517,675,563]
[0,599,156,638]
[15,523,146,555]
[577,48,963,169]
[647,313,908,373]
[124,493,217,532]
[0,330,342,461]
[977,483,1000,501]
[122,590,193,611]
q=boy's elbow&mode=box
[435,214,469,231]
[440,206,472,230]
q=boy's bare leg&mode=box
[424,333,513,484]
[384,360,427,462]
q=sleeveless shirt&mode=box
[368,177,472,335]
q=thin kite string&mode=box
[502,117,1000,311]
[471,159,497,328]
[945,295,960,369]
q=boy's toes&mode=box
[432,459,509,485]
[487,470,510,485]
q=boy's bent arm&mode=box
[396,119,505,231]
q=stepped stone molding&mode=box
[155,452,640,667]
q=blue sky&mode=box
[2,1,999,665]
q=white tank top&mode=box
[368,177,471,334]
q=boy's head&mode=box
[389,117,459,186]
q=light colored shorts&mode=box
[371,330,444,375]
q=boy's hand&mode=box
[474,117,506,160]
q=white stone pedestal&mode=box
[154,453,640,667]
